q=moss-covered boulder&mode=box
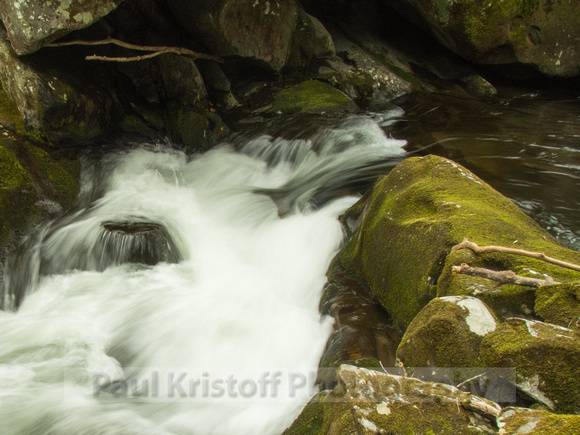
[535,283,580,331]
[0,134,79,246]
[391,0,580,77]
[332,154,580,330]
[437,249,540,322]
[284,364,501,434]
[498,407,580,434]
[480,318,580,413]
[0,145,39,246]
[0,29,113,147]
[271,80,357,115]
[0,0,124,55]
[397,296,497,369]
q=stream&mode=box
[0,86,578,434]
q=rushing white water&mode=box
[0,116,406,435]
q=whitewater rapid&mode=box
[0,116,406,434]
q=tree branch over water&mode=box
[45,37,224,63]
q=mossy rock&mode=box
[397,296,497,369]
[498,407,580,434]
[535,283,580,331]
[396,0,580,76]
[438,249,538,322]
[0,137,79,247]
[480,318,580,413]
[284,365,500,434]
[333,154,580,331]
[0,145,39,245]
[271,80,358,115]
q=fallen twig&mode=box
[451,238,580,273]
[45,37,224,63]
[452,263,559,287]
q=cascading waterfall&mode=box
[0,116,406,435]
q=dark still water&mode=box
[391,88,580,251]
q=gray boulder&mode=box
[0,0,124,55]
[0,27,113,147]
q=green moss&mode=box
[536,283,580,330]
[396,298,490,369]
[500,408,580,434]
[0,145,40,244]
[25,145,79,208]
[271,80,356,114]
[481,318,580,413]
[335,155,580,330]
[451,0,540,53]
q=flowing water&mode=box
[393,88,580,251]
[0,116,406,435]
[0,87,578,435]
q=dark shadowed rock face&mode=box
[389,0,580,77]
[0,0,124,55]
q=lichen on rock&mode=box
[284,364,501,434]
[0,0,124,55]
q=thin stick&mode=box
[45,37,224,63]
[452,263,559,287]
[452,238,580,273]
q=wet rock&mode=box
[390,0,580,77]
[322,33,412,104]
[284,364,501,434]
[0,28,113,147]
[332,154,580,330]
[270,80,357,115]
[0,0,124,55]
[318,273,402,387]
[481,317,580,413]
[397,296,496,369]
[535,283,580,331]
[167,0,329,72]
[498,407,580,434]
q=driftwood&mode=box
[451,238,580,273]
[452,263,559,288]
[45,37,224,63]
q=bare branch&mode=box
[451,238,580,273]
[452,263,559,287]
[45,37,224,63]
[86,52,167,62]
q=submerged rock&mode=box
[481,317,580,414]
[284,364,501,434]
